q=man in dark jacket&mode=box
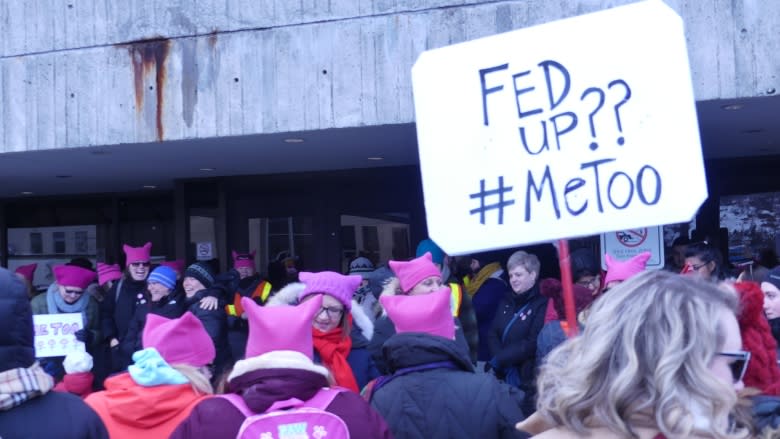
[371,286,528,439]
[0,267,109,438]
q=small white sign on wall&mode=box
[600,226,665,271]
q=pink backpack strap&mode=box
[218,393,254,418]
[304,387,346,410]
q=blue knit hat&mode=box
[416,239,445,265]
[148,266,177,290]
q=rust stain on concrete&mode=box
[126,38,171,141]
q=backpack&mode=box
[220,388,350,439]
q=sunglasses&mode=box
[717,351,751,383]
[129,261,151,268]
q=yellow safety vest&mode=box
[449,282,462,317]
[226,280,273,316]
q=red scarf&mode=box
[312,316,359,392]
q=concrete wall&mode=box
[1,0,778,153]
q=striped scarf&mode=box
[0,362,54,411]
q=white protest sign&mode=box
[412,0,706,255]
[33,313,85,358]
[600,226,665,271]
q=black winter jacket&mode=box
[0,391,109,439]
[371,333,528,439]
[101,277,147,342]
[488,283,548,397]
[185,287,232,376]
[119,291,186,360]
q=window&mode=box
[30,232,42,254]
[53,232,66,254]
[75,231,88,253]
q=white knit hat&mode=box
[63,350,93,374]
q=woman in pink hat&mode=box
[86,312,215,439]
[368,252,471,374]
[268,271,379,392]
[31,264,100,381]
[171,297,391,439]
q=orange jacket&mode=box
[85,373,210,439]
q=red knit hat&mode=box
[123,242,152,266]
[97,263,122,286]
[142,312,215,367]
[243,295,323,359]
[380,286,455,340]
[14,263,37,283]
[733,281,780,395]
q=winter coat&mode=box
[30,285,101,380]
[369,278,472,374]
[471,277,511,361]
[488,283,548,404]
[0,391,109,439]
[85,372,209,439]
[370,332,527,439]
[184,287,232,377]
[267,282,380,389]
[456,287,481,363]
[119,292,185,361]
[101,277,147,342]
[170,355,393,439]
[54,372,95,398]
[536,320,584,368]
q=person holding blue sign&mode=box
[31,264,100,381]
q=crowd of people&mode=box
[2,237,780,438]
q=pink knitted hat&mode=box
[160,260,185,274]
[380,286,455,340]
[142,312,215,367]
[14,263,37,283]
[123,242,152,266]
[243,295,322,359]
[389,252,442,293]
[298,271,362,311]
[232,250,256,270]
[53,265,96,290]
[604,251,652,286]
[97,262,122,286]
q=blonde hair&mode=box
[172,364,214,395]
[536,270,748,439]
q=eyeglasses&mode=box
[717,351,751,383]
[316,306,344,319]
[690,262,709,271]
[129,262,151,268]
[63,289,85,295]
[575,277,600,288]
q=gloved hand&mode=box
[74,329,93,345]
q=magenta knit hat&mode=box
[53,265,96,290]
[381,286,455,339]
[14,263,37,283]
[232,250,256,270]
[97,263,122,286]
[389,252,442,293]
[243,295,322,359]
[160,260,185,275]
[123,242,152,266]
[142,312,215,367]
[298,271,362,311]
[604,251,651,286]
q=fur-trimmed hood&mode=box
[378,277,403,316]
[267,282,374,341]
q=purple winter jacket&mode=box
[170,367,392,439]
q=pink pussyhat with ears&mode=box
[53,265,96,290]
[388,252,442,293]
[142,312,215,367]
[123,242,152,266]
[242,295,323,359]
[14,263,37,283]
[298,271,362,311]
[160,260,185,275]
[604,251,652,286]
[97,262,122,286]
[232,250,256,270]
[380,286,455,340]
